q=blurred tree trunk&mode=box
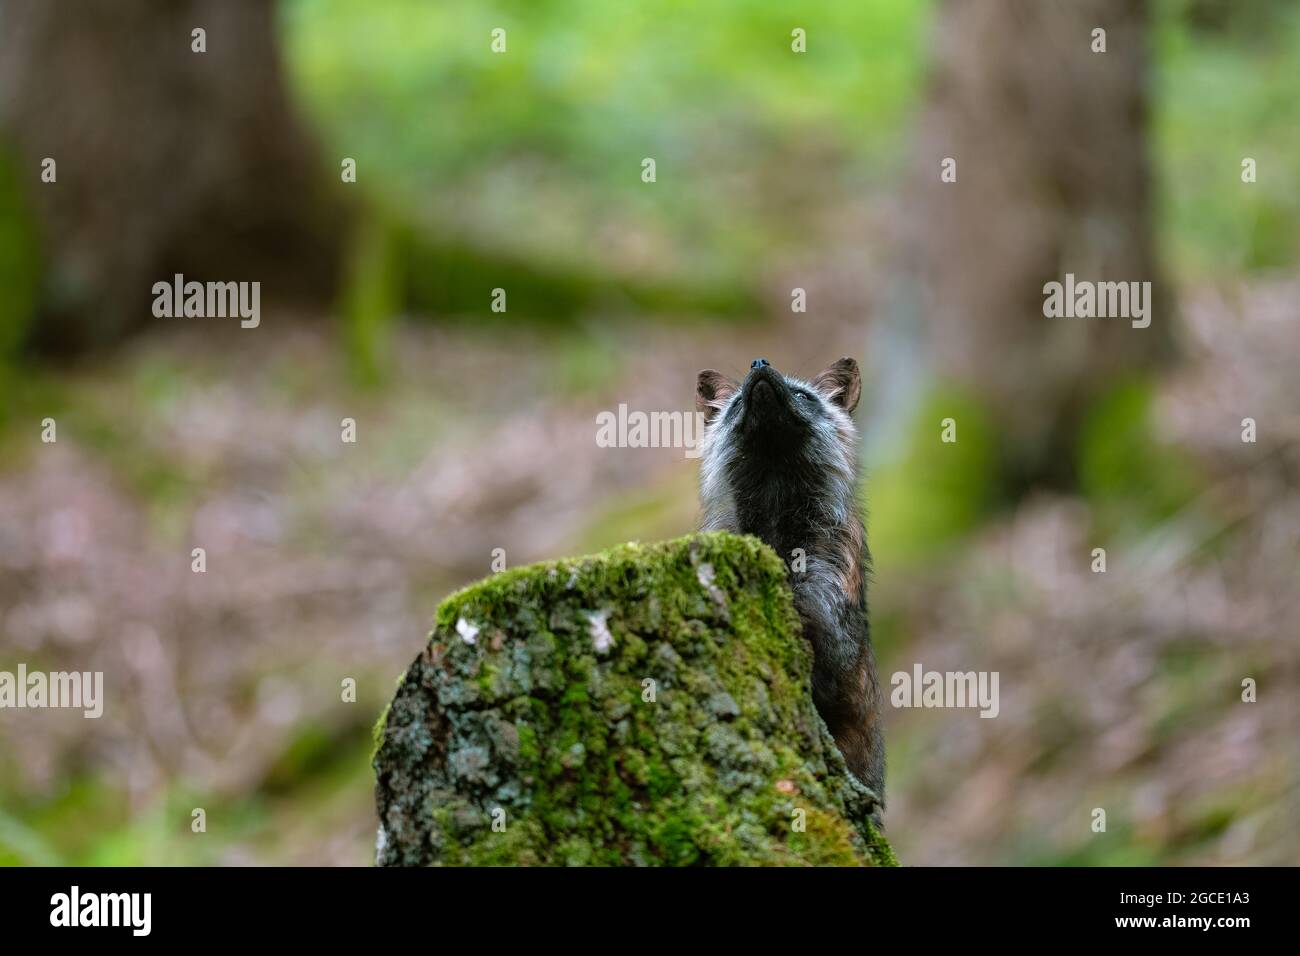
[901,0,1174,490]
[0,0,344,353]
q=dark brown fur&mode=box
[697,358,885,817]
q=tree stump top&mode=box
[374,532,896,867]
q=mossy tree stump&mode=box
[373,532,897,866]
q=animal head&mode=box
[696,357,862,523]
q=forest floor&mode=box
[0,273,1296,865]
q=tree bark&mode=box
[901,0,1174,488]
[0,0,343,353]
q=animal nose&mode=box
[751,358,770,369]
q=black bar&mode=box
[0,866,1280,942]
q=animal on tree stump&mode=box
[697,357,884,820]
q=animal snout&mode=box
[750,358,770,369]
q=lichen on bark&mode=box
[373,531,897,866]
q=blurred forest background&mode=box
[0,0,1296,865]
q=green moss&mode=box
[868,387,999,570]
[375,532,896,866]
[370,702,390,759]
[1077,377,1206,534]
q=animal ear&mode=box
[812,357,861,413]
[696,369,739,423]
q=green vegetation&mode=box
[1076,378,1205,536]
[281,0,933,317]
[1154,0,1300,277]
[867,387,1000,571]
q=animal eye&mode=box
[796,391,812,401]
